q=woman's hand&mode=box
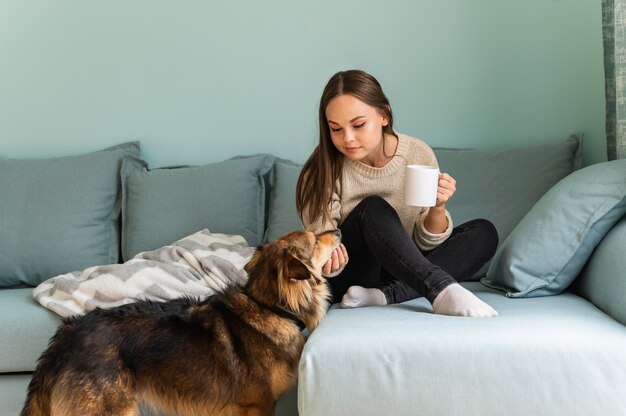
[322,243,348,275]
[435,172,456,208]
[424,172,456,234]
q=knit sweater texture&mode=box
[303,133,454,252]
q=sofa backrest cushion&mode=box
[0,142,140,287]
[264,136,581,280]
[435,135,580,254]
[121,154,273,261]
[264,159,305,242]
[570,213,626,326]
[483,159,626,298]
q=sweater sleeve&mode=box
[302,191,341,234]
[407,137,454,250]
[413,208,453,251]
[302,184,344,277]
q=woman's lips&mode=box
[345,146,360,153]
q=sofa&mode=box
[1,135,626,416]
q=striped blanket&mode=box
[33,229,255,318]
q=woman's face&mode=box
[325,94,388,166]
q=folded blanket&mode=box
[33,229,255,318]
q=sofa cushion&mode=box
[0,374,33,416]
[483,159,626,298]
[0,142,140,287]
[0,288,61,372]
[264,159,304,242]
[121,155,273,260]
[435,135,581,277]
[571,213,626,325]
[299,282,626,416]
[263,137,581,270]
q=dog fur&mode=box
[21,229,341,416]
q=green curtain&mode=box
[603,0,626,160]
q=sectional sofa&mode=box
[1,135,625,416]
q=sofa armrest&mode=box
[570,214,626,326]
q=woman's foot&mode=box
[432,283,498,317]
[341,286,387,308]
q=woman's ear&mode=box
[382,105,391,126]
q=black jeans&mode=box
[330,195,498,304]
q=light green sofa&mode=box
[2,136,625,416]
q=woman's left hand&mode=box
[435,172,456,207]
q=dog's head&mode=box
[244,229,341,331]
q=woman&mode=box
[296,69,498,317]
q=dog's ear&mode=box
[244,244,267,275]
[282,250,311,280]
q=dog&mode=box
[21,229,341,416]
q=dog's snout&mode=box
[317,229,341,240]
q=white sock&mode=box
[432,283,498,317]
[341,286,387,308]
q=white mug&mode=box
[405,165,440,207]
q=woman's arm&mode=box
[302,185,349,276]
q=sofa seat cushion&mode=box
[298,282,626,416]
[0,374,32,416]
[0,288,61,372]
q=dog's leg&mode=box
[221,400,276,416]
[49,368,139,416]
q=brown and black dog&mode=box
[22,229,341,416]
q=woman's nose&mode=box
[343,129,355,142]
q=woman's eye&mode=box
[354,122,366,129]
[330,127,342,132]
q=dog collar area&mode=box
[247,295,306,331]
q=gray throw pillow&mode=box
[0,142,140,287]
[482,159,626,297]
[121,154,274,261]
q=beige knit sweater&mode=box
[303,133,453,253]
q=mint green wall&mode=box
[0,0,606,167]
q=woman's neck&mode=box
[367,133,399,168]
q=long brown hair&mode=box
[296,70,396,225]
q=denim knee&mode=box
[355,195,390,210]
[467,219,499,257]
[353,195,396,220]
